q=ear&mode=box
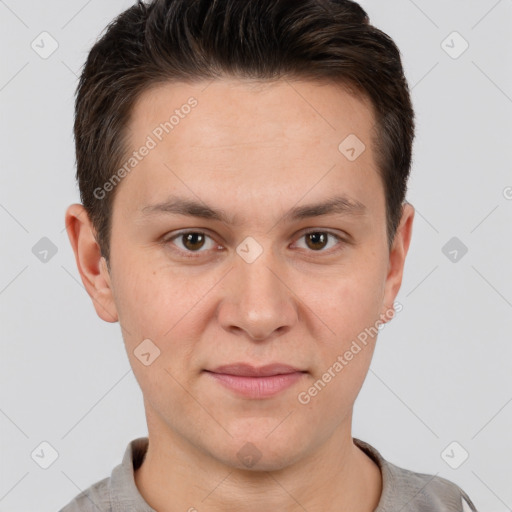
[381,201,415,320]
[65,203,118,323]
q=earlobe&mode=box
[65,203,119,323]
[381,202,415,318]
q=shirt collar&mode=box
[109,437,156,512]
[353,437,401,512]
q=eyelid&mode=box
[292,228,348,253]
[162,228,349,257]
[162,229,221,257]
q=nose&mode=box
[217,246,298,342]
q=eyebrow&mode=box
[140,194,367,224]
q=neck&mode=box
[134,415,382,512]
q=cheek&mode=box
[111,261,208,381]
[111,257,203,340]
[297,275,382,420]
[307,261,386,344]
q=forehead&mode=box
[117,78,383,221]
[131,77,376,148]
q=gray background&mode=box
[1,1,511,511]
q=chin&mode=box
[208,430,306,472]
[227,446,300,473]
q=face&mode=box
[67,78,413,471]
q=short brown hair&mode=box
[74,0,415,267]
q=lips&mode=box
[204,363,307,399]
[207,363,305,377]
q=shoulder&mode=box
[58,476,111,512]
[385,463,478,512]
[58,437,152,512]
[353,438,478,512]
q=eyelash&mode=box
[162,229,348,259]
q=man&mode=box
[61,0,478,510]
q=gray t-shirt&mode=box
[59,437,478,511]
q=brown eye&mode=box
[164,231,217,257]
[294,230,345,254]
[305,232,329,251]
[181,232,206,251]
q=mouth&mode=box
[203,363,307,399]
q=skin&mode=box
[66,78,414,512]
